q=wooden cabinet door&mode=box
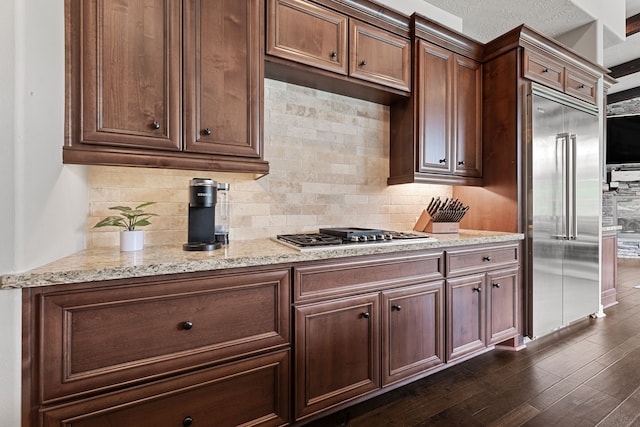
[446,273,486,361]
[42,350,290,427]
[184,0,263,157]
[382,281,444,386]
[294,294,380,420]
[349,20,410,91]
[416,40,454,175]
[454,56,482,177]
[486,267,520,345]
[266,0,348,75]
[81,0,181,150]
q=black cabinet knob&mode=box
[483,256,492,262]
[360,59,367,66]
[542,68,549,73]
[473,287,482,293]
[439,158,446,164]
[151,121,160,130]
[392,305,402,311]
[493,283,501,288]
[182,321,193,330]
[202,128,212,136]
[330,51,337,59]
[361,312,370,319]
[458,160,465,166]
[183,416,193,427]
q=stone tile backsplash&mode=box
[88,79,452,248]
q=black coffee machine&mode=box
[183,178,222,251]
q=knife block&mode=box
[413,209,460,234]
[425,221,459,234]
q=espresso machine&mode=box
[183,178,222,251]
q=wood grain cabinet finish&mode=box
[445,244,521,362]
[294,293,380,420]
[183,0,264,158]
[32,269,290,403]
[523,45,598,104]
[266,0,410,92]
[414,41,482,179]
[41,350,290,427]
[382,281,445,386]
[266,0,348,75]
[349,20,411,91]
[64,0,268,174]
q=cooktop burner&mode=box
[276,227,437,250]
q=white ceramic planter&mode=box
[120,230,144,252]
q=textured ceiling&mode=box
[420,0,596,43]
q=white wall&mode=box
[1,0,88,424]
[556,21,602,64]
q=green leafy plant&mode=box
[94,202,157,231]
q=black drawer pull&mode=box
[202,128,212,136]
[439,158,446,164]
[361,312,370,319]
[151,121,160,130]
[458,160,465,165]
[182,321,193,330]
[392,305,402,311]
[542,68,549,73]
[330,51,337,59]
[473,287,482,293]
[183,416,193,426]
[483,256,492,262]
[493,283,501,288]
[360,59,367,66]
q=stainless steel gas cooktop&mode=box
[275,227,437,251]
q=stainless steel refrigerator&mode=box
[525,83,601,339]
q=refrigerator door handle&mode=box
[557,133,570,240]
[569,134,578,240]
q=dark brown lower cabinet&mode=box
[294,293,381,420]
[41,350,290,427]
[447,266,520,362]
[382,281,445,386]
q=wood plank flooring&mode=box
[307,258,640,427]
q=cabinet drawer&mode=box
[523,48,564,91]
[294,251,444,302]
[41,349,290,427]
[565,65,598,104]
[39,269,290,402]
[349,20,411,91]
[446,243,519,277]
[266,0,348,75]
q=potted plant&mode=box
[94,202,157,251]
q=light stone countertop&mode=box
[602,225,622,232]
[1,230,524,289]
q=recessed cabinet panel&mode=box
[446,273,486,362]
[454,57,482,177]
[349,20,411,91]
[382,282,444,386]
[266,0,348,75]
[523,48,565,91]
[417,40,453,174]
[184,0,262,157]
[81,0,181,150]
[295,294,380,419]
[487,267,519,344]
[41,350,290,427]
[39,269,290,402]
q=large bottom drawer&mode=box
[41,349,290,427]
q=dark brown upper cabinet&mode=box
[64,0,268,175]
[265,0,411,103]
[389,15,483,186]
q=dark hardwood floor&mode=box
[308,258,640,427]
